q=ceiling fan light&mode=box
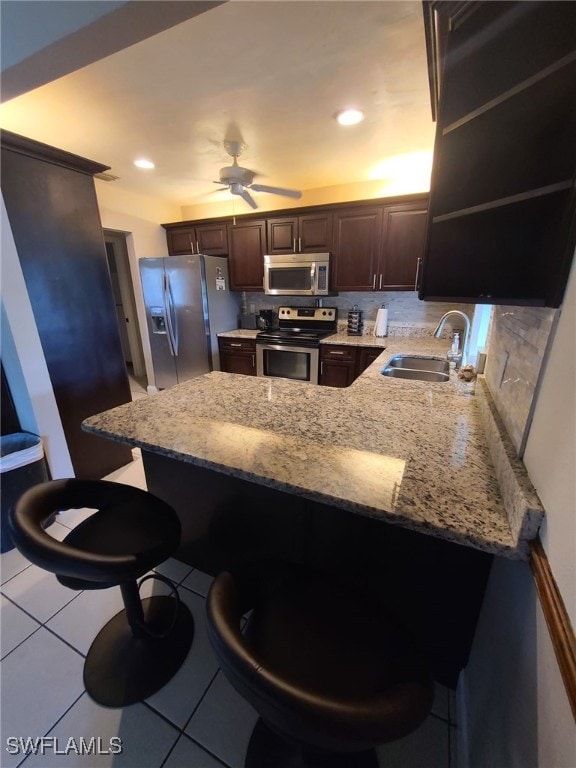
[134,158,155,169]
[335,109,365,126]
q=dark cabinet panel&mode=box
[434,61,576,217]
[227,220,266,291]
[423,193,568,303]
[218,338,256,376]
[299,213,333,252]
[381,203,428,290]
[1,131,132,478]
[197,223,228,254]
[167,226,196,255]
[267,213,333,254]
[356,346,386,376]
[332,208,383,291]
[163,195,427,295]
[319,343,386,386]
[440,1,576,127]
[1,364,21,435]
[333,202,428,292]
[267,218,298,254]
[421,0,576,307]
[166,223,228,255]
[319,345,357,388]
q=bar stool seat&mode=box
[207,561,434,767]
[9,478,194,707]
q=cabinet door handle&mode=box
[379,273,383,290]
[293,238,297,253]
[189,235,195,254]
[372,274,376,290]
[196,241,200,255]
[329,351,345,355]
[298,237,302,252]
[320,361,323,375]
[230,343,242,347]
[414,257,422,291]
[252,355,255,367]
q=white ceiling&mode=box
[0,1,435,212]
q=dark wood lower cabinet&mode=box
[356,345,386,375]
[218,338,256,376]
[143,449,493,689]
[320,344,386,387]
[320,345,357,388]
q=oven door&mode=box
[256,343,319,384]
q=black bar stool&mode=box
[9,478,194,707]
[207,561,434,768]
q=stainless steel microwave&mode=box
[263,253,330,296]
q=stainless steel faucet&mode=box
[433,310,471,369]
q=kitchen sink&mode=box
[381,368,450,382]
[381,354,450,382]
[385,355,450,373]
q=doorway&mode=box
[104,231,146,389]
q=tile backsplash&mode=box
[484,305,558,455]
[243,290,470,327]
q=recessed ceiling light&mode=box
[134,158,155,169]
[335,109,365,126]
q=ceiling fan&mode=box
[213,141,302,209]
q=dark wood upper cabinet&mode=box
[163,194,427,294]
[267,213,333,254]
[332,200,428,292]
[332,208,384,291]
[164,222,228,255]
[381,202,428,290]
[1,130,132,478]
[227,219,267,291]
[420,1,576,307]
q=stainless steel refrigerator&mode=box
[139,254,239,389]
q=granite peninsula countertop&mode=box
[83,335,544,560]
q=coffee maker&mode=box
[257,309,275,331]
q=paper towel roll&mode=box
[373,307,388,337]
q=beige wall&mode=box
[180,178,430,221]
[465,254,576,768]
[95,181,181,388]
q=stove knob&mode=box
[322,310,327,315]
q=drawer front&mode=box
[218,338,256,353]
[320,344,356,363]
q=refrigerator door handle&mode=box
[163,272,178,356]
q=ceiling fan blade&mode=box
[250,184,302,199]
[237,188,258,209]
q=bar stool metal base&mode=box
[83,595,194,707]
[246,719,379,768]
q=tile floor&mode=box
[0,373,459,767]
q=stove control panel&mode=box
[278,306,337,322]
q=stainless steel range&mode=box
[256,306,338,384]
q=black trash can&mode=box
[1,433,50,553]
